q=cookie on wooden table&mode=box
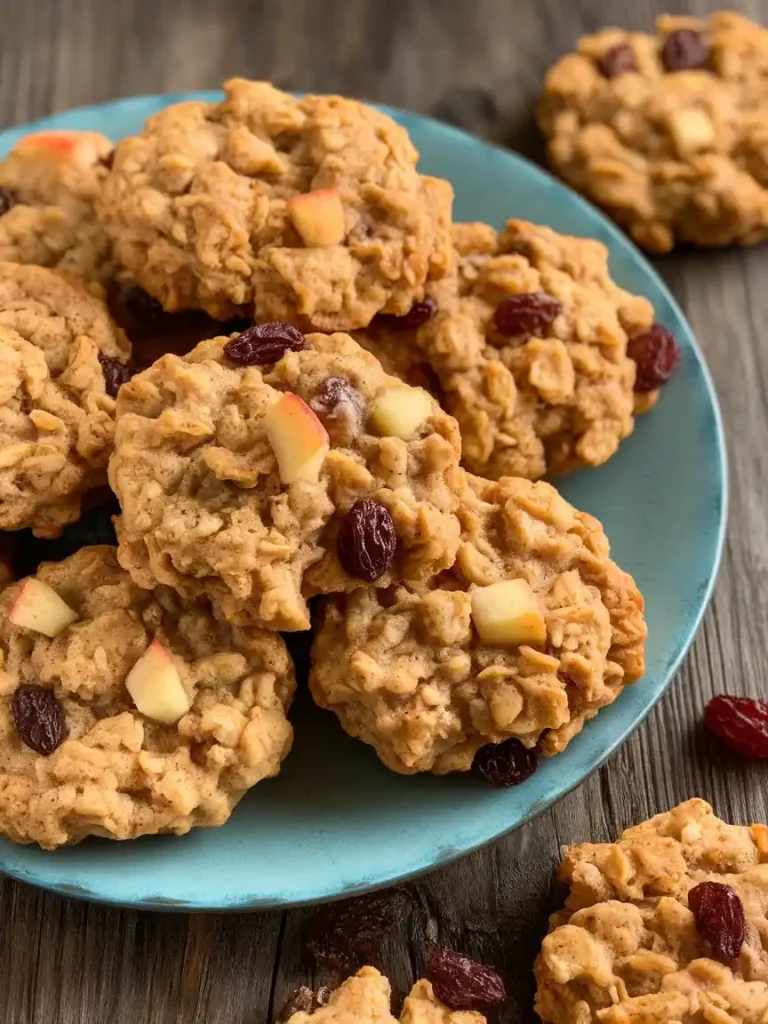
[99,79,453,330]
[538,12,768,252]
[535,798,768,1023]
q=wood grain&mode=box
[0,0,764,1021]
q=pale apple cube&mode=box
[264,392,330,485]
[370,386,432,439]
[668,108,716,157]
[287,187,345,247]
[471,579,547,647]
[125,641,191,725]
[8,578,78,638]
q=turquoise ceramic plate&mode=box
[0,95,726,910]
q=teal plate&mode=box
[0,95,726,910]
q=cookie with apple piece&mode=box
[109,324,464,632]
[278,966,489,1024]
[98,78,453,329]
[359,220,677,483]
[535,798,768,1024]
[0,128,116,282]
[538,11,768,252]
[0,545,294,848]
[310,473,645,775]
[0,262,131,538]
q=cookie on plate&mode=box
[0,262,131,538]
[109,325,464,632]
[538,12,768,252]
[0,129,116,281]
[311,473,645,774]
[535,798,768,1023]
[279,966,486,1024]
[360,220,670,482]
[98,79,453,329]
[0,545,294,848]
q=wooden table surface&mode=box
[0,0,766,1020]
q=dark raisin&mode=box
[98,352,132,398]
[661,30,709,72]
[493,293,562,338]
[0,188,17,216]
[224,322,304,366]
[627,323,681,392]
[688,881,745,961]
[599,44,639,78]
[337,499,397,583]
[472,737,539,786]
[310,376,364,420]
[427,948,506,1012]
[275,986,330,1024]
[705,695,768,758]
[376,297,437,332]
[11,685,67,756]
[124,285,166,324]
[100,149,115,171]
[306,889,403,971]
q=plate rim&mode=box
[0,93,727,911]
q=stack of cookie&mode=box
[0,76,680,851]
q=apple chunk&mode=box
[14,129,111,164]
[264,392,330,485]
[8,578,78,638]
[287,188,345,246]
[125,641,191,725]
[471,579,547,647]
[370,385,433,439]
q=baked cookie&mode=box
[538,12,768,252]
[0,545,294,848]
[0,129,115,280]
[98,79,453,329]
[109,325,464,631]
[310,473,645,774]
[279,967,485,1024]
[360,220,668,482]
[0,263,131,538]
[535,799,768,1023]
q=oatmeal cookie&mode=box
[0,545,294,848]
[280,967,484,1024]
[538,12,768,252]
[535,799,768,1023]
[360,220,660,481]
[310,473,645,774]
[0,129,115,281]
[0,263,131,538]
[98,79,453,328]
[109,326,463,631]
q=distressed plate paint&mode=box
[0,95,726,910]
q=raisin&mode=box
[427,948,506,1012]
[11,685,67,756]
[124,285,166,324]
[224,322,304,366]
[688,881,745,961]
[310,376,364,421]
[493,293,562,338]
[627,323,681,392]
[661,30,709,72]
[599,44,639,78]
[337,499,397,583]
[377,297,437,332]
[0,187,16,216]
[98,352,132,398]
[705,695,768,758]
[472,737,539,786]
[306,889,403,971]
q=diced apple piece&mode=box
[667,108,716,157]
[370,386,433,439]
[125,641,191,725]
[471,579,547,647]
[14,129,111,164]
[287,188,345,246]
[264,392,330,485]
[8,578,78,638]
